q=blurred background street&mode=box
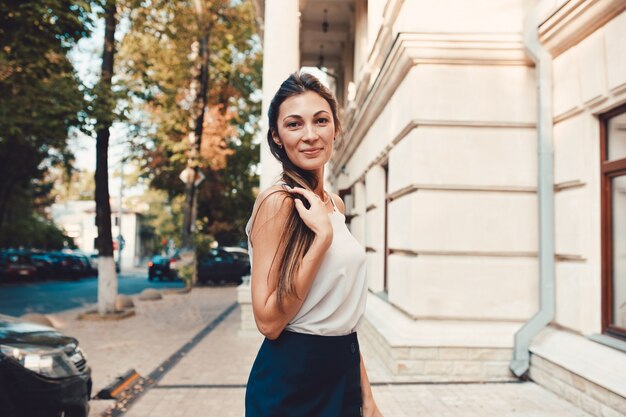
[0,268,184,317]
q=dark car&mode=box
[0,315,92,417]
[30,253,56,280]
[46,252,90,280]
[46,252,75,279]
[3,251,38,281]
[69,253,95,278]
[197,247,250,285]
[148,255,179,281]
[0,251,8,279]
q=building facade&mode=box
[245,1,626,415]
[51,201,145,270]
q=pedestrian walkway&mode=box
[51,287,594,417]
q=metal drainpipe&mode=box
[509,3,556,378]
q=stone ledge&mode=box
[361,294,520,382]
[237,280,251,304]
[530,326,626,399]
[530,354,626,417]
[364,292,523,347]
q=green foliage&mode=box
[0,188,74,249]
[0,0,93,246]
[118,0,262,247]
[0,0,262,251]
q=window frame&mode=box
[600,102,626,340]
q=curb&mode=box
[95,369,142,400]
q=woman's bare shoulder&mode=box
[256,183,289,202]
[252,184,294,226]
[255,184,292,208]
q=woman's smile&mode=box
[301,147,323,157]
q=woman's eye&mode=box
[286,121,300,128]
[316,118,329,124]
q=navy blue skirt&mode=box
[245,330,362,417]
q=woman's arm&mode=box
[249,186,333,340]
[360,353,383,417]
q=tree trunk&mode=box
[95,0,118,315]
[182,31,210,249]
[181,25,211,288]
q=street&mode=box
[0,269,185,317]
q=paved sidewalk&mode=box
[51,287,593,417]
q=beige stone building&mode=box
[242,1,626,416]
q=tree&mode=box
[0,0,93,247]
[117,0,261,257]
[94,0,118,314]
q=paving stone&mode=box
[49,287,602,417]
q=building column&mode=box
[260,0,300,191]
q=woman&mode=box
[244,72,383,417]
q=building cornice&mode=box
[538,0,626,57]
[332,32,531,176]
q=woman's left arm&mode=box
[360,352,383,417]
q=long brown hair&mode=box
[253,72,341,312]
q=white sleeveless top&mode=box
[245,183,368,336]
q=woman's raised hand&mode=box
[287,186,333,240]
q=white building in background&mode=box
[51,201,145,270]
[240,1,626,416]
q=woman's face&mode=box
[272,90,336,173]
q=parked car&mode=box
[222,247,251,270]
[87,253,98,271]
[0,314,92,417]
[197,247,250,285]
[30,253,55,280]
[3,251,38,281]
[48,252,80,280]
[148,255,179,281]
[69,252,95,278]
[0,251,8,279]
